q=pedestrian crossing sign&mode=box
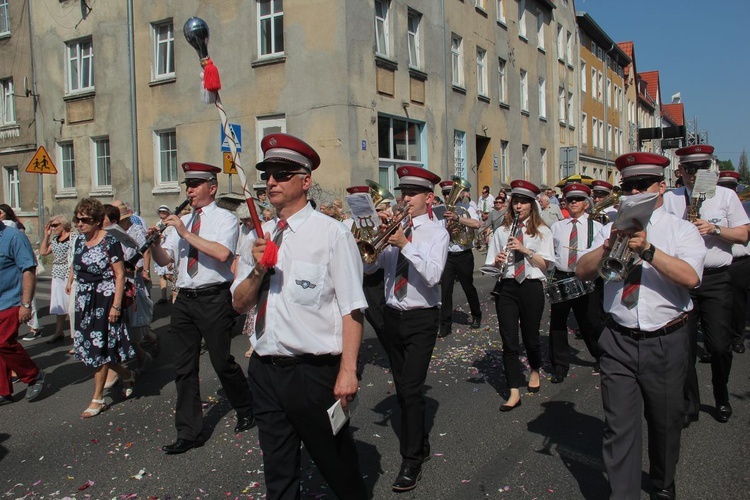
[25,146,58,174]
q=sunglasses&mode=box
[566,196,586,203]
[49,223,61,228]
[73,216,94,225]
[621,178,658,192]
[260,170,307,182]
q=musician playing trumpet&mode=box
[485,180,553,412]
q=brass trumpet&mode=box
[590,186,621,225]
[597,233,633,281]
[357,209,411,264]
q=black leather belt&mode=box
[179,282,231,299]
[254,351,340,367]
[554,270,576,278]
[449,249,472,256]
[732,255,750,263]
[607,313,688,341]
[703,265,729,276]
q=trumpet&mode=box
[597,233,633,281]
[481,213,520,277]
[357,209,410,264]
[590,186,621,225]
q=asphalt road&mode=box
[2,257,749,499]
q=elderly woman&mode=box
[39,215,73,343]
[66,198,136,418]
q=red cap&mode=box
[510,180,541,199]
[346,185,370,194]
[396,166,441,191]
[591,180,613,194]
[718,170,740,186]
[182,162,221,182]
[676,144,714,164]
[614,152,670,179]
[563,183,592,198]
[439,180,454,193]
[256,133,321,171]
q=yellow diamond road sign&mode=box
[223,152,238,175]
[25,146,58,174]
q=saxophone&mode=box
[686,193,706,222]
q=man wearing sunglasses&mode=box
[232,133,368,499]
[149,162,254,455]
[577,152,706,500]
[662,144,750,427]
[591,180,618,223]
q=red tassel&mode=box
[202,58,221,92]
[259,241,279,268]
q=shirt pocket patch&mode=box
[285,261,325,307]
[701,209,726,226]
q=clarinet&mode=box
[126,198,190,268]
[498,212,521,275]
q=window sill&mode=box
[478,94,490,104]
[568,125,576,131]
[0,124,20,139]
[497,20,507,29]
[251,54,287,68]
[409,68,428,81]
[63,90,96,102]
[567,63,574,71]
[452,85,467,95]
[0,32,10,41]
[55,191,78,199]
[521,110,530,116]
[475,6,488,17]
[559,120,567,127]
[519,35,528,43]
[558,57,566,65]
[538,46,546,54]
[152,185,182,195]
[374,55,398,71]
[149,76,176,87]
[89,188,114,198]
[499,102,510,110]
[539,116,547,123]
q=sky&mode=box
[577,0,750,167]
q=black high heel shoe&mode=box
[46,334,65,344]
[500,399,522,412]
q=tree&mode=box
[739,149,750,184]
[718,159,735,171]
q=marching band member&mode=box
[591,180,618,223]
[485,180,554,411]
[548,183,603,383]
[232,134,368,499]
[662,145,750,426]
[364,166,448,492]
[717,170,749,354]
[438,180,482,338]
[577,152,705,500]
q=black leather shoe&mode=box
[162,438,204,455]
[500,399,522,412]
[437,326,450,338]
[422,443,431,462]
[682,413,699,429]
[733,343,746,354]
[650,483,675,500]
[550,374,565,384]
[234,415,256,433]
[392,465,422,492]
[716,402,732,423]
[470,317,481,329]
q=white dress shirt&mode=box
[477,194,493,214]
[551,214,603,272]
[163,201,238,288]
[663,186,750,268]
[485,218,555,281]
[232,203,368,356]
[442,203,480,252]
[365,213,449,311]
[582,206,706,331]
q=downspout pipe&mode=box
[127,0,140,212]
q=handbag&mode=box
[122,280,136,309]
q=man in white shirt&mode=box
[365,166,449,492]
[149,162,254,455]
[477,185,493,214]
[590,180,619,224]
[577,152,706,500]
[232,134,368,499]
[662,144,750,426]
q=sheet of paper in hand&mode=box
[612,192,659,231]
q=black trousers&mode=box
[382,306,439,468]
[170,288,253,441]
[728,256,750,346]
[548,274,602,376]
[600,324,689,497]
[248,353,367,500]
[440,250,481,329]
[495,279,544,389]
[362,269,386,337]
[684,269,734,416]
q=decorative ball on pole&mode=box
[183,17,221,92]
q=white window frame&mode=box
[556,24,564,60]
[518,0,527,39]
[522,145,529,179]
[378,114,426,193]
[580,60,587,92]
[407,10,422,69]
[258,0,284,58]
[451,34,464,87]
[607,124,613,152]
[375,0,390,57]
[592,118,598,148]
[454,130,466,178]
[1,78,14,125]
[501,140,509,181]
[151,20,175,81]
[475,0,487,10]
[91,136,111,189]
[154,129,178,189]
[477,47,488,97]
[66,38,94,94]
[57,141,76,193]
[498,58,507,103]
[255,115,287,178]
[598,120,604,150]
[597,71,603,102]
[3,166,19,209]
[536,12,545,50]
[591,68,596,98]
[581,113,587,144]
[497,0,506,24]
[540,148,547,185]
[566,32,573,63]
[558,87,565,124]
[0,0,9,36]
[591,41,596,55]
[606,78,612,107]
[567,92,574,127]
[520,69,528,112]
[538,77,546,118]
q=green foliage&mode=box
[717,159,735,171]
[739,150,750,184]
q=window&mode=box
[536,12,544,50]
[92,137,111,187]
[520,70,528,112]
[151,21,175,80]
[66,38,94,94]
[451,34,463,87]
[522,145,528,179]
[407,10,421,69]
[567,92,574,127]
[477,48,488,97]
[598,120,604,150]
[454,130,466,177]
[0,0,8,36]
[556,25,564,60]
[598,47,603,60]
[378,114,425,192]
[581,113,587,144]
[258,0,284,57]
[606,78,612,106]
[597,71,603,102]
[592,118,598,148]
[155,130,177,185]
[255,115,286,181]
[1,78,14,125]
[58,142,76,191]
[614,127,619,155]
[476,0,487,9]
[375,0,390,57]
[558,87,565,123]
[498,58,507,103]
[518,0,527,39]
[591,68,596,98]
[3,166,19,209]
[538,77,546,118]
[566,31,572,63]
[540,148,547,185]
[501,140,509,181]
[591,41,596,55]
[607,125,612,152]
[497,0,506,23]
[580,61,587,92]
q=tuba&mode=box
[445,176,476,246]
[590,186,621,225]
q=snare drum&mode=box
[544,276,595,304]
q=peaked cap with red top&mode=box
[256,133,321,171]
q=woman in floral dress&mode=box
[66,198,136,418]
[39,215,73,343]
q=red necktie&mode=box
[393,221,414,301]
[621,263,642,310]
[186,209,202,278]
[568,219,578,270]
[513,222,525,283]
[254,219,288,340]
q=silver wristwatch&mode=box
[713,225,722,236]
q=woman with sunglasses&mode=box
[485,180,554,411]
[38,215,73,344]
[66,198,136,418]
